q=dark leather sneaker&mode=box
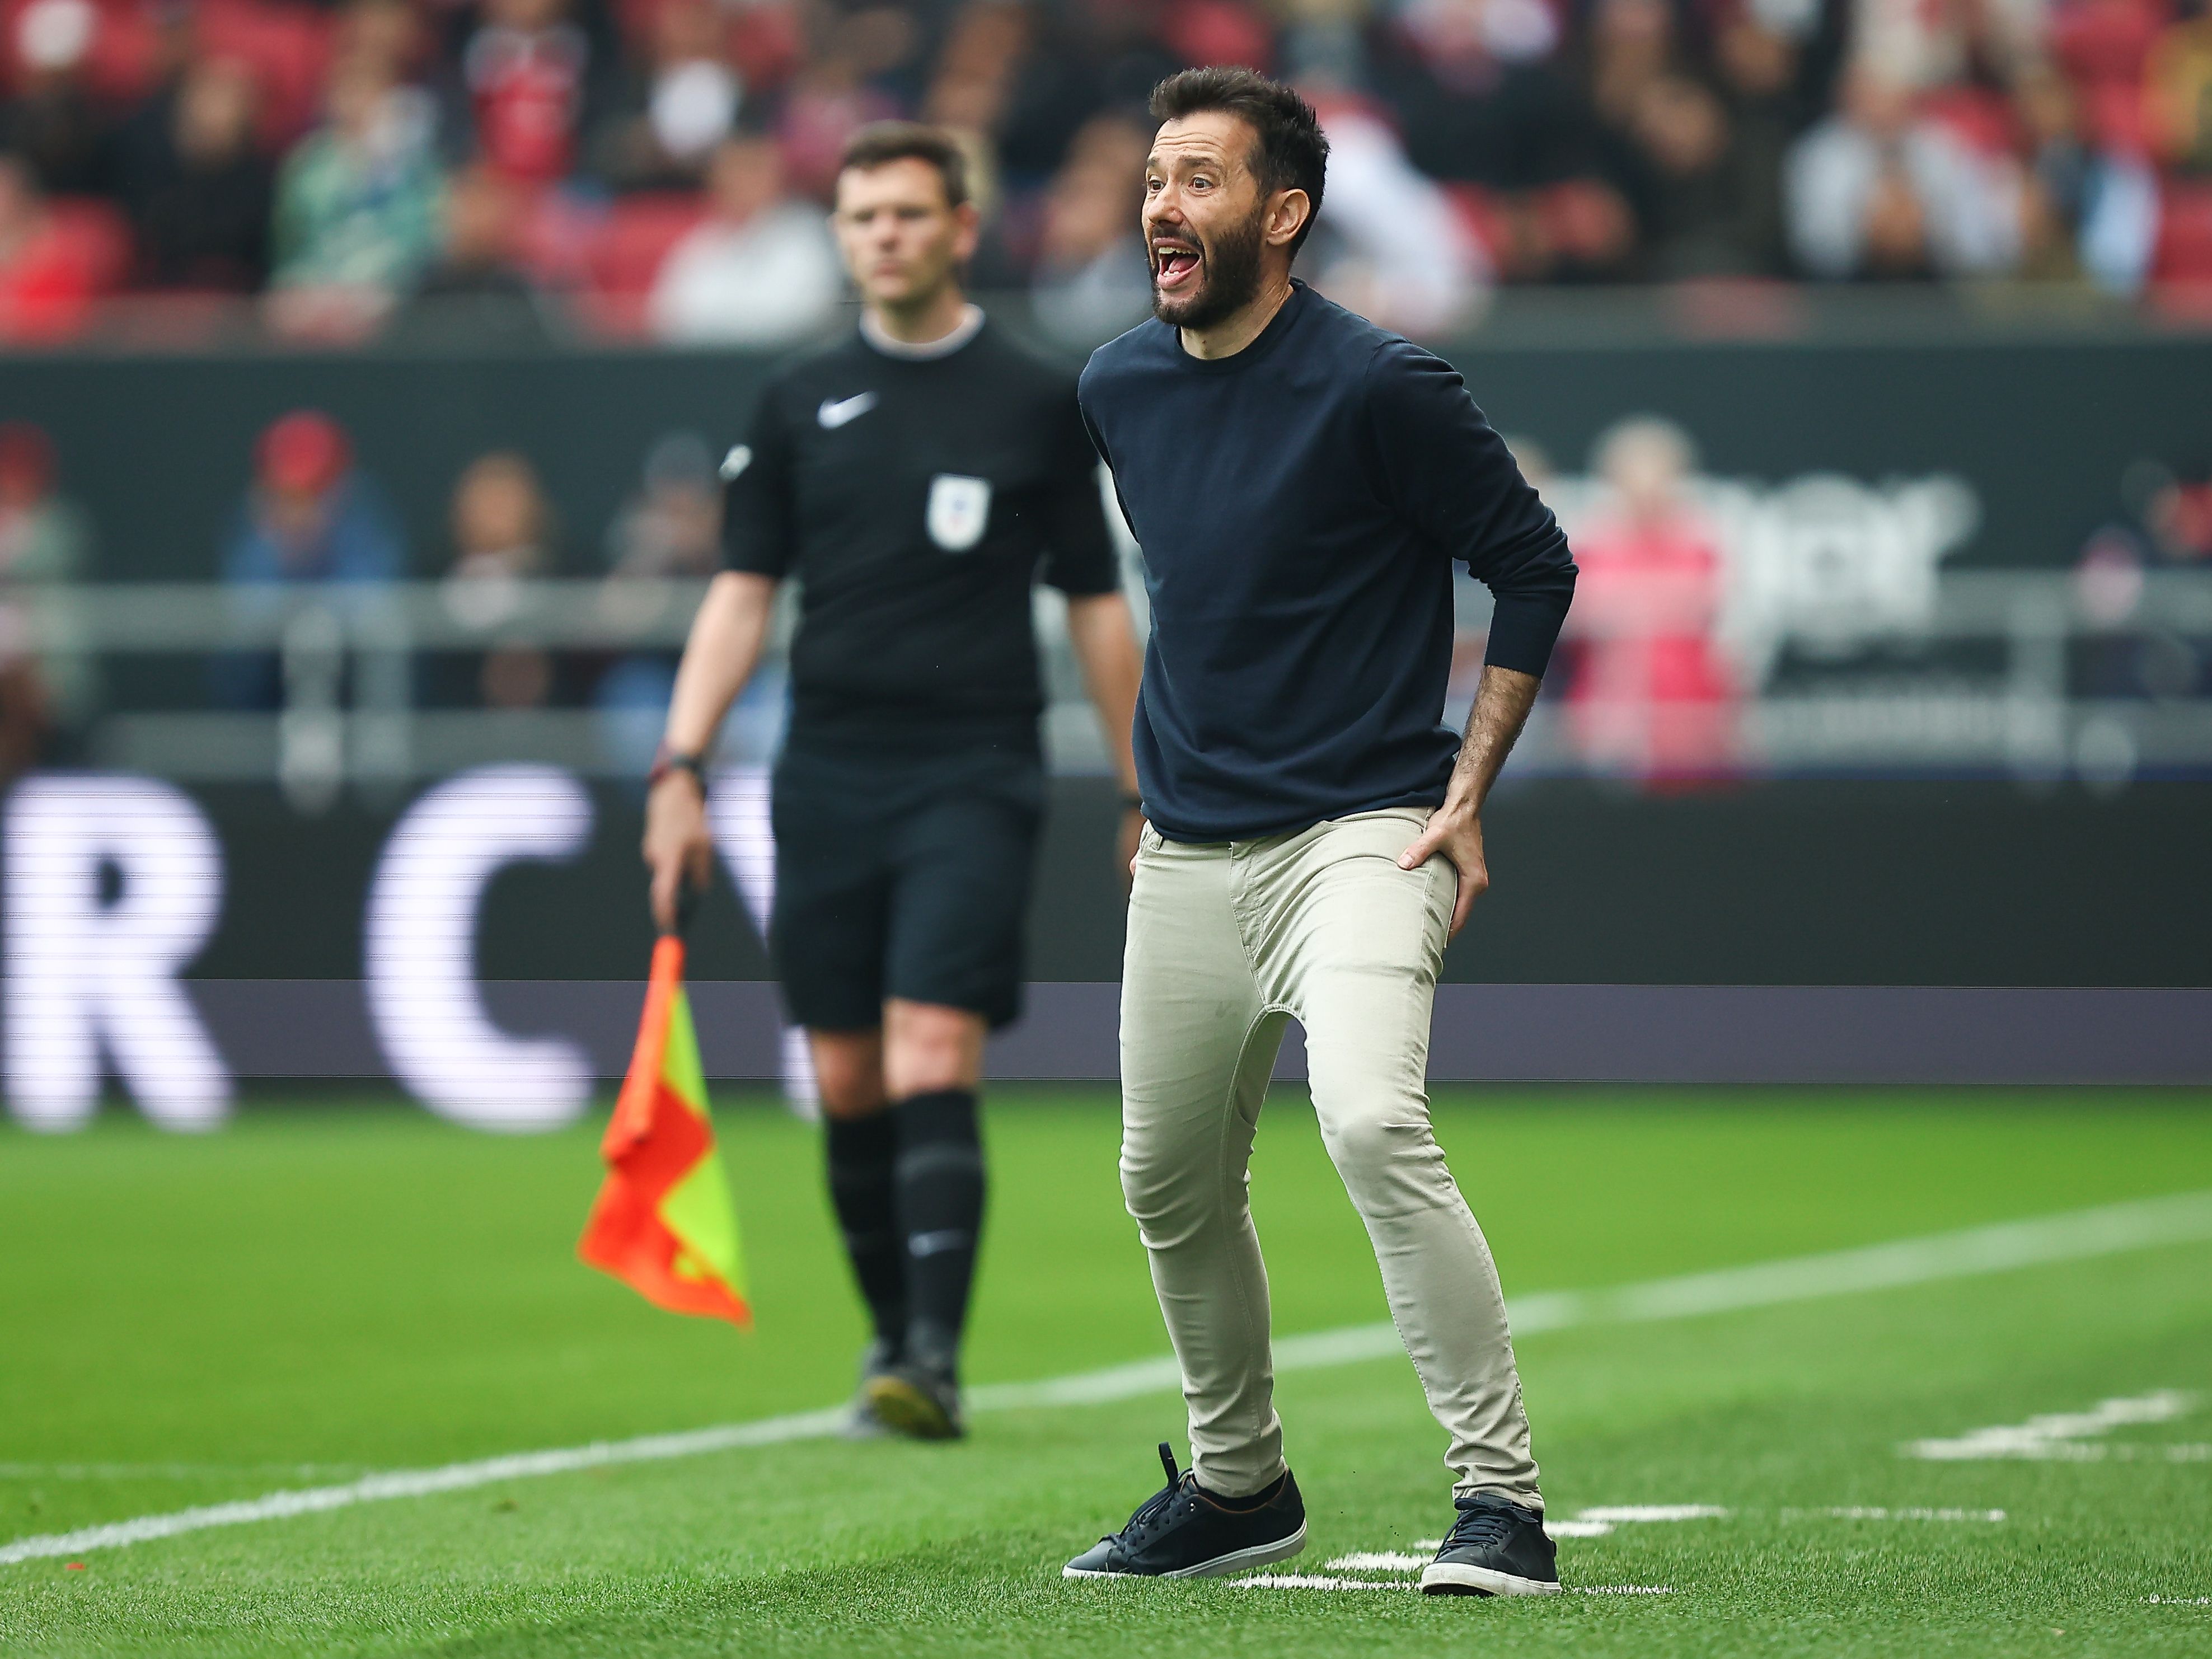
[1063,1442,1307,1579]
[841,1339,900,1440]
[864,1355,964,1440]
[1420,1493,1562,1596]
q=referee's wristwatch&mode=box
[648,743,708,796]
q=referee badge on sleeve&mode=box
[926,474,992,552]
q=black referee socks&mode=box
[824,1110,906,1353]
[894,1088,986,1374]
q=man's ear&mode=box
[1265,188,1312,250]
[952,199,983,262]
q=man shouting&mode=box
[1063,69,1578,1597]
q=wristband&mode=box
[649,745,708,795]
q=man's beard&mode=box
[1151,205,1267,330]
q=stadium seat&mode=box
[1921,85,2022,157]
[1440,182,1512,275]
[0,0,161,104]
[607,0,802,89]
[579,193,708,338]
[2151,177,2212,318]
[194,0,337,145]
[44,195,132,293]
[0,195,130,343]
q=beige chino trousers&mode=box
[1119,808,1541,1507]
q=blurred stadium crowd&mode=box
[3,386,2206,796]
[1,0,2211,348]
[0,407,741,782]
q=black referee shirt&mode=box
[722,313,1121,752]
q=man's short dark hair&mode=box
[1149,67,1328,256]
[837,121,970,210]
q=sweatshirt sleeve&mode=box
[1362,338,1577,678]
[1039,381,1120,597]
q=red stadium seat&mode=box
[2151,177,2212,318]
[608,0,802,91]
[2154,178,2212,274]
[1158,0,1276,75]
[0,196,126,343]
[194,0,338,147]
[43,195,132,294]
[0,0,160,102]
[1922,85,2022,157]
[580,192,708,338]
[1440,182,1512,274]
[2049,0,2163,88]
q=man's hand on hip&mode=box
[1400,663,1543,940]
[1399,799,1488,939]
[643,773,715,933]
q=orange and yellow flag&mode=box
[578,935,751,1327]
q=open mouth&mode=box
[1152,241,1201,293]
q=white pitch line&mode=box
[1904,1440,2212,1464]
[0,1463,369,1482]
[1229,1573,1410,1592]
[1326,1552,1428,1571]
[0,1412,846,1567]
[1515,1189,2212,1333]
[1904,1389,2200,1462]
[1788,1507,2006,1522]
[1577,1505,1730,1524]
[1234,1572,1676,1596]
[7,1186,2210,1569]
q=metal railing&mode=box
[12,568,2212,802]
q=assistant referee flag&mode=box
[579,936,751,1327]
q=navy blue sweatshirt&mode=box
[1078,282,1578,842]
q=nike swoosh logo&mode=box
[818,392,877,429]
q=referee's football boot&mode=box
[1419,1493,1562,1597]
[1063,1442,1307,1579]
[863,1353,964,1441]
[841,1338,901,1440]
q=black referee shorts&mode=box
[768,739,1044,1033]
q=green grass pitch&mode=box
[2,1087,2210,1656]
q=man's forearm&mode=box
[1066,593,1144,796]
[1445,664,1543,812]
[662,571,778,758]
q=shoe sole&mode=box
[863,1374,963,1441]
[838,1403,889,1441]
[1062,1522,1307,1581]
[1419,1562,1563,1597]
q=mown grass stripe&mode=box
[6,1187,2209,1568]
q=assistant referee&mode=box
[644,123,1144,1440]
